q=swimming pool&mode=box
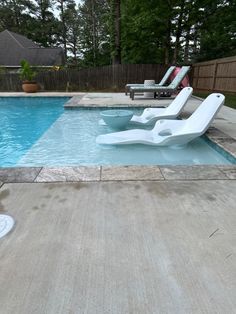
[0,97,234,166]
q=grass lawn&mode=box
[194,92,236,109]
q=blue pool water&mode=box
[0,98,234,166]
[0,97,70,166]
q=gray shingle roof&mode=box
[0,30,65,66]
[4,30,39,48]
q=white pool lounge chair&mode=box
[129,66,190,100]
[96,93,225,146]
[125,66,176,95]
[130,87,193,126]
[99,87,193,127]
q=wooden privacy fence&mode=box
[191,56,236,93]
[0,64,168,92]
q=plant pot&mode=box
[22,81,38,93]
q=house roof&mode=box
[0,30,65,66]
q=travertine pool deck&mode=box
[0,92,236,313]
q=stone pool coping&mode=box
[0,164,235,183]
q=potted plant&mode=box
[19,60,38,93]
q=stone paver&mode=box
[101,165,164,181]
[77,92,178,107]
[0,167,42,183]
[218,166,236,179]
[206,127,229,139]
[35,166,101,182]
[160,165,228,180]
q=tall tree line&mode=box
[0,0,235,67]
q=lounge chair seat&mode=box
[96,93,225,146]
[125,66,176,95]
[129,66,190,100]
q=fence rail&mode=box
[191,56,236,93]
[0,64,168,92]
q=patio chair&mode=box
[96,93,225,146]
[130,87,193,126]
[125,65,176,95]
[129,66,190,100]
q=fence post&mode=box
[195,65,200,89]
[112,64,118,90]
[211,61,218,91]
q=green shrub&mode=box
[19,60,36,82]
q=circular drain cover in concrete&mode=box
[0,215,14,238]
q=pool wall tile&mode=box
[0,167,42,183]
[35,167,101,182]
[160,166,228,180]
[101,166,164,181]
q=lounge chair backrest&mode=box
[158,66,176,86]
[168,66,190,89]
[184,93,225,134]
[164,87,193,116]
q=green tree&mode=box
[197,0,236,61]
[0,0,35,33]
[64,2,81,64]
[121,0,174,64]
[78,0,111,67]
[110,0,121,64]
[55,0,76,59]
[31,0,60,47]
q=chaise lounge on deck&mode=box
[129,66,190,100]
[125,65,176,95]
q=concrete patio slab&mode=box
[0,167,42,183]
[35,166,101,182]
[0,180,235,314]
[160,166,228,180]
[101,165,164,181]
